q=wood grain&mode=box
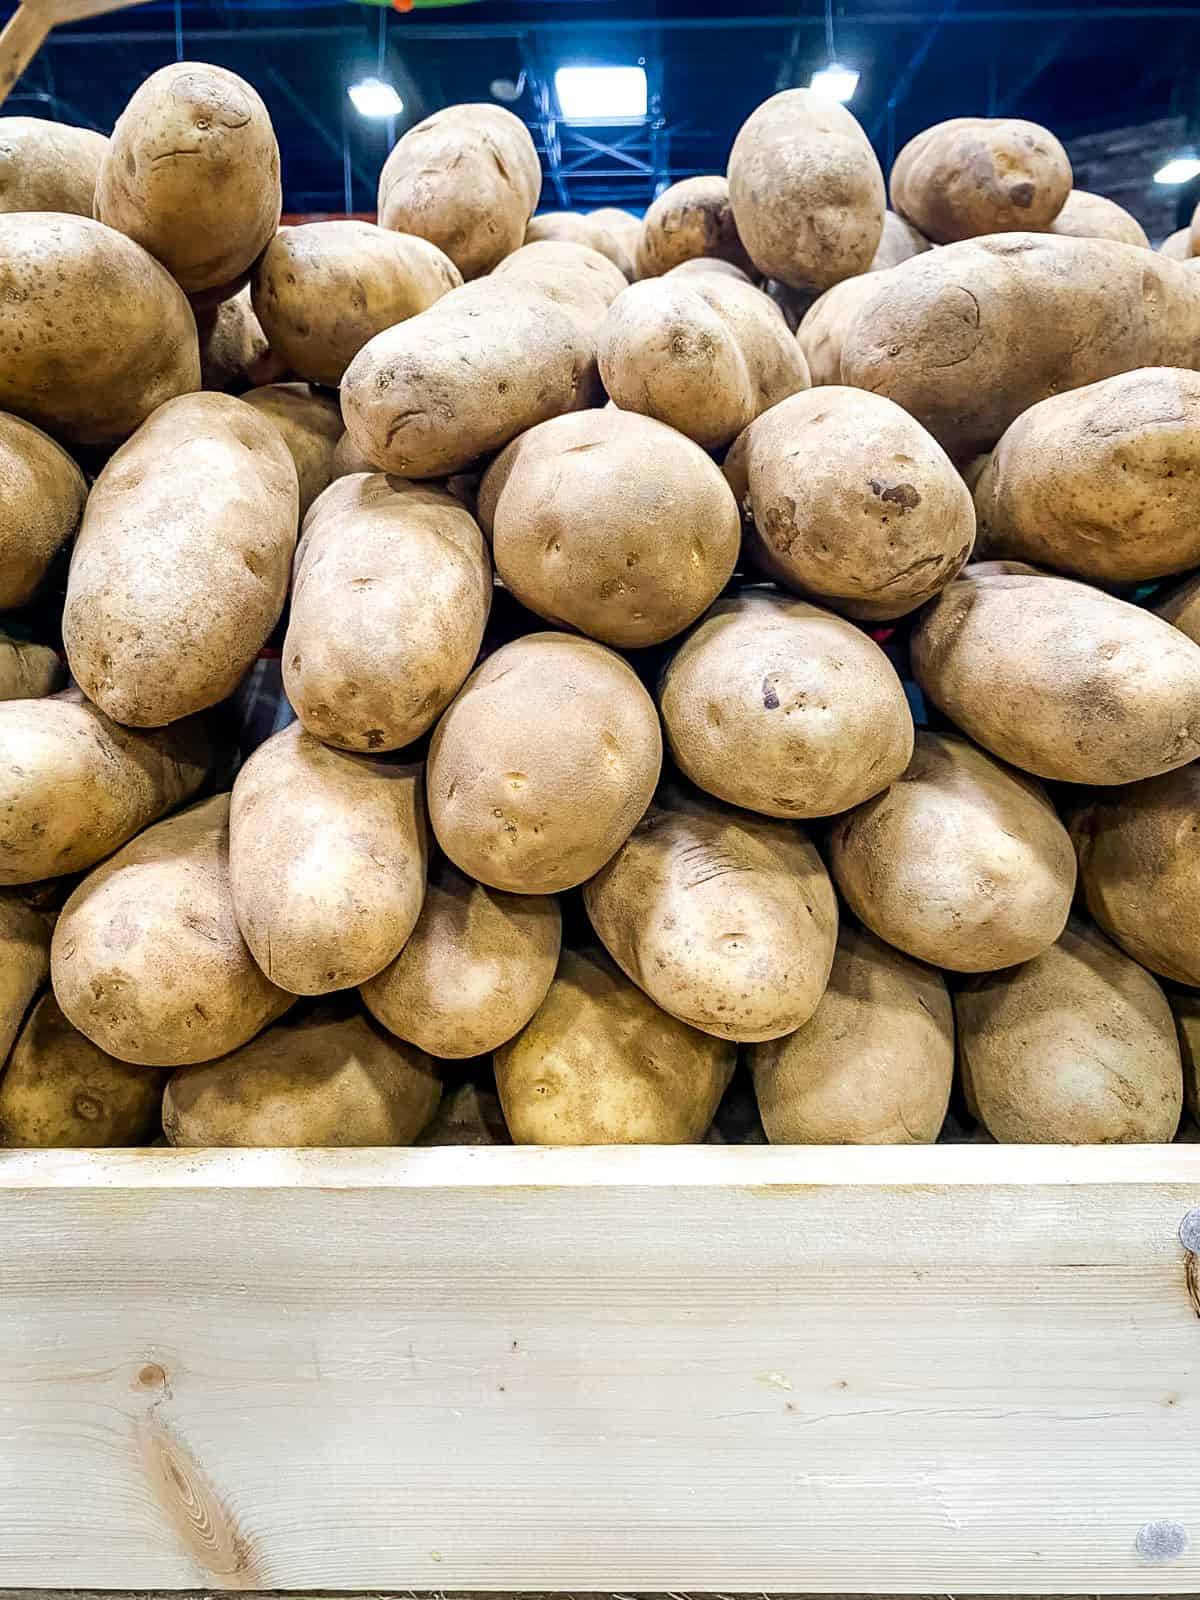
[1,1146,1199,1593]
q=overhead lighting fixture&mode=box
[809,61,860,103]
[348,77,404,118]
[1155,153,1200,185]
[554,65,647,123]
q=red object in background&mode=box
[280,212,377,225]
[393,0,414,12]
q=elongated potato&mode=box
[750,926,953,1143]
[1048,189,1149,247]
[659,591,913,819]
[195,286,284,393]
[377,104,541,280]
[911,568,1200,783]
[0,696,212,884]
[64,392,298,727]
[96,62,281,299]
[829,732,1075,972]
[583,786,837,1042]
[726,386,974,619]
[796,271,887,386]
[284,475,491,751]
[52,794,294,1067]
[0,892,50,1064]
[891,117,1071,242]
[728,90,885,290]
[428,632,662,894]
[241,382,342,516]
[636,176,754,279]
[0,637,61,702]
[0,992,164,1149]
[0,213,199,449]
[163,1005,440,1147]
[0,413,86,610]
[871,210,931,270]
[956,918,1182,1144]
[495,947,734,1144]
[0,118,107,215]
[361,858,561,1058]
[525,211,634,278]
[493,239,629,333]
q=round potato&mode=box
[0,213,200,449]
[911,568,1200,783]
[956,918,1182,1144]
[726,385,975,620]
[64,392,298,727]
[0,636,62,702]
[195,285,284,394]
[52,794,294,1067]
[0,891,50,1065]
[891,117,1071,243]
[241,382,342,517]
[428,632,662,895]
[525,211,634,278]
[96,62,281,299]
[597,274,810,450]
[361,858,561,1058]
[829,731,1075,972]
[0,992,164,1149]
[478,410,739,647]
[636,176,754,279]
[495,946,735,1144]
[583,785,838,1042]
[796,272,888,386]
[659,590,913,819]
[667,257,755,285]
[1048,189,1148,248]
[163,1005,440,1148]
[0,117,107,216]
[377,104,541,280]
[727,89,885,291]
[750,926,953,1143]
[871,210,931,270]
[331,430,375,480]
[284,474,491,751]
[251,221,461,386]
[493,238,629,334]
[0,413,86,610]
[1161,226,1193,260]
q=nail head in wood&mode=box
[1179,1207,1200,1252]
[1136,1519,1189,1563]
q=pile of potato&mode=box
[1,75,1200,1150]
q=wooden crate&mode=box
[1,1143,1199,1594]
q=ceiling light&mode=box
[809,62,860,103]
[554,65,647,123]
[348,77,404,118]
[1155,153,1200,185]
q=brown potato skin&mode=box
[1048,189,1149,248]
[1171,991,1200,1123]
[64,392,298,727]
[911,569,1200,784]
[241,382,342,517]
[96,63,281,298]
[331,430,375,480]
[428,632,662,895]
[525,212,634,279]
[583,786,838,1042]
[956,917,1182,1144]
[493,239,629,334]
[728,90,885,291]
[377,104,541,280]
[796,272,888,386]
[1155,570,1200,643]
[871,210,931,270]
[0,637,62,702]
[1161,226,1193,260]
[284,475,491,752]
[0,118,107,215]
[195,286,285,394]
[891,117,1071,243]
[0,992,165,1149]
[163,1005,441,1148]
[251,221,461,387]
[495,947,735,1144]
[727,386,975,620]
[750,926,953,1144]
[52,794,294,1067]
[659,591,913,819]
[829,732,1076,973]
[418,1079,510,1146]
[636,176,754,278]
[0,213,200,450]
[479,409,739,647]
[0,891,50,1065]
[360,858,561,1058]
[0,413,86,609]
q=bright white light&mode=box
[554,65,647,122]
[1155,154,1200,185]
[348,77,404,118]
[809,61,860,103]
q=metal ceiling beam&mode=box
[263,65,374,197]
[870,0,960,145]
[996,23,1076,115]
[519,33,568,209]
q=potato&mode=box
[973,368,1200,582]
[726,386,974,620]
[956,918,1182,1144]
[596,274,810,450]
[241,382,342,516]
[796,272,887,386]
[0,213,200,449]
[0,891,50,1064]
[1170,991,1200,1123]
[0,117,107,215]
[583,785,837,1042]
[0,413,86,609]
[0,992,164,1148]
[331,430,375,480]
[840,234,1200,459]
[251,221,461,386]
[750,926,952,1143]
[1191,198,1200,257]
[666,257,755,285]
[361,858,561,1057]
[727,90,885,290]
[195,285,284,394]
[658,590,912,818]
[0,636,62,702]
[478,410,739,646]
[427,632,662,894]
[911,568,1200,783]
[1048,189,1148,248]
[829,731,1075,972]
[377,104,541,280]
[163,1005,440,1147]
[96,62,281,299]
[284,474,490,751]
[495,947,734,1144]
[891,117,1071,243]
[492,238,628,333]
[0,695,211,884]
[635,176,754,279]
[418,1078,510,1146]
[1161,226,1193,260]
[1155,570,1200,643]
[871,210,931,270]
[588,206,641,271]
[52,794,293,1067]
[525,211,634,278]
